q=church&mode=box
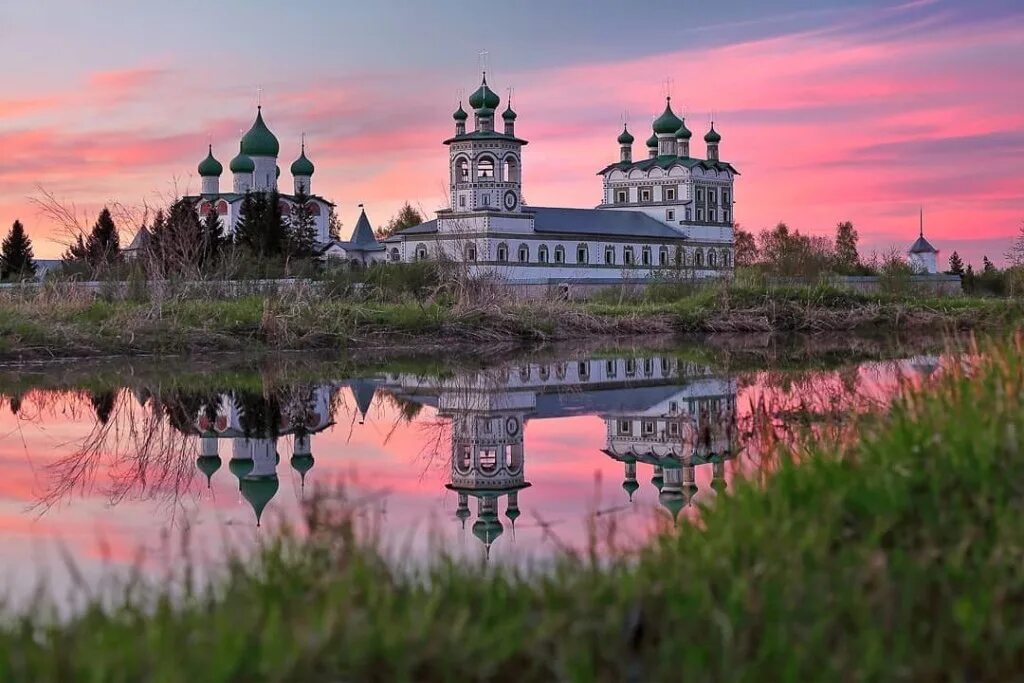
[184,107,387,265]
[384,72,739,286]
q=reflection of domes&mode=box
[229,458,253,481]
[622,478,640,501]
[290,453,314,488]
[240,476,279,527]
[658,490,685,521]
[196,455,222,488]
[472,516,504,550]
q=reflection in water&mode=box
[0,346,946,593]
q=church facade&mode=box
[385,73,739,285]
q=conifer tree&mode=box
[947,251,965,276]
[84,207,120,268]
[983,255,995,273]
[201,207,226,265]
[0,220,37,281]
[232,192,263,254]
[286,186,318,259]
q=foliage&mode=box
[947,250,965,276]
[234,192,286,258]
[1004,220,1024,268]
[0,220,37,281]
[62,207,121,274]
[147,200,205,276]
[732,227,757,267]
[327,207,342,241]
[757,222,833,278]
[376,202,424,240]
[832,220,861,274]
[285,186,319,260]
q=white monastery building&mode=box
[385,72,740,284]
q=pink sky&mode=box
[1,2,1022,266]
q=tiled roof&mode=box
[530,207,685,239]
[597,155,740,176]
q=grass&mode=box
[2,334,1024,679]
[0,279,1021,360]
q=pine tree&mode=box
[983,255,995,273]
[286,186,318,259]
[0,220,37,281]
[233,192,262,254]
[833,221,860,274]
[201,207,226,266]
[84,207,120,268]
[264,191,286,256]
[947,251,965,276]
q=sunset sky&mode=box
[2,0,1022,265]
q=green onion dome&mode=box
[196,455,222,488]
[230,143,255,173]
[653,97,683,134]
[468,74,500,110]
[675,117,692,140]
[198,145,223,177]
[502,103,517,121]
[617,125,635,145]
[290,145,315,176]
[240,106,280,157]
[646,133,658,149]
[704,124,721,143]
[453,102,468,121]
[240,475,280,527]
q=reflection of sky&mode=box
[2,1,1022,265]
[0,354,940,605]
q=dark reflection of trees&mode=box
[90,391,117,425]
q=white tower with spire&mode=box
[908,208,939,274]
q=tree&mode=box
[62,206,121,273]
[0,220,37,281]
[233,192,286,258]
[377,202,423,240]
[285,185,318,259]
[327,207,342,241]
[148,199,205,275]
[833,221,860,274]
[1005,221,1024,267]
[757,222,833,278]
[983,255,996,273]
[201,206,227,266]
[733,227,757,267]
[963,263,976,294]
[947,251,965,276]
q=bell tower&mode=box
[445,72,526,215]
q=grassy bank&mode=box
[0,282,1021,359]
[3,336,1024,680]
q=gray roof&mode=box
[597,155,740,176]
[393,210,684,240]
[909,235,937,254]
[530,207,686,239]
[126,226,151,251]
[349,209,378,246]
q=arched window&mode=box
[604,246,616,265]
[555,362,567,380]
[722,250,731,268]
[538,365,550,381]
[519,366,531,382]
[623,246,634,265]
[390,247,400,262]
[538,245,549,263]
[518,243,530,263]
[695,249,704,267]
[577,244,589,264]
[554,245,565,264]
[709,250,718,267]
[496,242,509,262]
[278,200,291,215]
[641,247,652,266]
[659,246,669,266]
[198,202,212,215]
[477,156,495,179]
[308,203,321,216]
[465,243,477,261]
[503,156,520,183]
[455,157,469,182]
[216,200,229,215]
[456,445,472,474]
[415,243,428,261]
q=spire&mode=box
[920,206,924,239]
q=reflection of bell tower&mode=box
[445,406,531,559]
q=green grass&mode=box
[3,336,1024,680]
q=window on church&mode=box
[554,245,565,263]
[477,157,495,179]
[666,209,675,221]
[640,188,652,202]
[216,200,229,215]
[643,358,654,376]
[615,189,627,204]
[724,209,731,223]
[607,360,618,378]
[466,244,477,261]
[480,449,497,472]
[518,244,530,263]
[604,247,615,265]
[665,187,676,201]
[390,248,400,262]
[722,250,731,268]
[723,189,731,204]
[457,445,471,473]
[685,207,692,221]
[668,421,679,436]
[456,158,469,182]
[481,194,490,207]
[538,245,549,263]
[641,247,651,266]
[618,420,631,436]
[415,244,428,261]
[708,209,716,222]
[709,250,718,268]
[643,420,654,435]
[697,208,705,221]
[496,243,508,262]
[696,188,705,202]
[695,249,704,267]
[623,247,634,265]
[578,361,590,379]
[503,157,520,183]
[577,244,588,264]
[626,359,636,376]
[459,195,466,208]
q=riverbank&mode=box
[3,334,1022,679]
[0,284,1019,360]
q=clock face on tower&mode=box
[503,189,518,211]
